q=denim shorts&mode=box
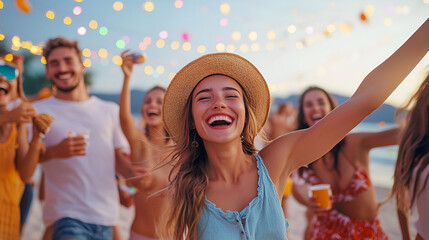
[52,217,112,240]
[19,183,34,225]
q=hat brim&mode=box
[162,52,270,142]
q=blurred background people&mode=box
[0,56,43,240]
[34,37,143,240]
[292,86,399,240]
[119,50,174,240]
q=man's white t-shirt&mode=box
[33,96,128,227]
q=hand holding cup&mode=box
[309,184,332,210]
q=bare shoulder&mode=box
[343,132,364,145]
[259,131,295,161]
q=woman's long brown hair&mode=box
[392,70,429,213]
[161,78,259,240]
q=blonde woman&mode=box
[161,20,428,240]
[119,50,173,240]
[392,70,429,240]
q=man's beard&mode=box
[53,81,79,93]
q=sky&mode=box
[0,0,428,107]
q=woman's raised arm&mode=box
[262,19,429,180]
[119,50,142,150]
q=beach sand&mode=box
[22,185,414,240]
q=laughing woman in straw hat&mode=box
[160,20,429,240]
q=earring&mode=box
[240,135,244,142]
[192,132,199,148]
[192,139,199,148]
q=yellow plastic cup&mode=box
[309,184,332,209]
[283,177,293,197]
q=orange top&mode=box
[0,123,23,240]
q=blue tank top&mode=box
[197,154,289,240]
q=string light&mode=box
[174,0,183,8]
[64,17,72,25]
[113,1,123,11]
[89,20,98,29]
[77,27,87,35]
[220,3,230,14]
[99,27,108,36]
[73,6,82,15]
[46,10,55,19]
[143,1,154,12]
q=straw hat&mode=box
[163,52,270,142]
